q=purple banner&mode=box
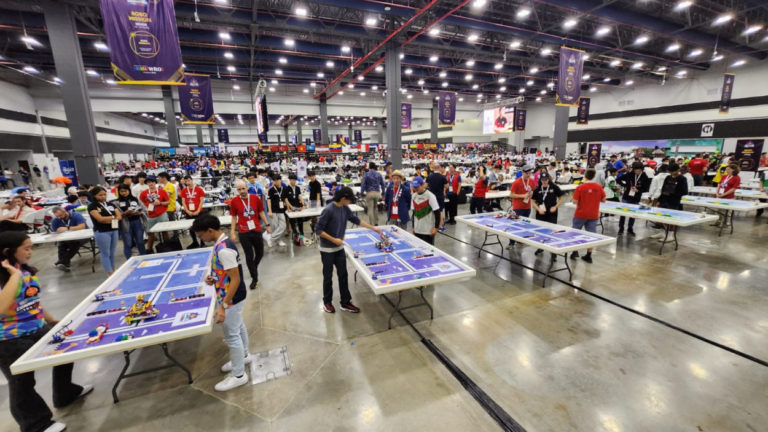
[179,74,215,124]
[587,143,602,168]
[401,103,412,129]
[719,73,735,114]
[99,0,184,85]
[438,92,457,126]
[577,98,590,125]
[556,47,585,107]
[734,139,764,171]
[353,129,363,142]
[258,132,268,144]
[514,109,527,131]
[312,129,322,143]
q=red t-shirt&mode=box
[229,194,264,233]
[179,186,206,213]
[473,178,488,198]
[139,188,170,218]
[646,160,658,169]
[510,177,536,210]
[717,175,741,198]
[573,182,605,220]
[688,158,707,176]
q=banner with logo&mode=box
[217,128,229,143]
[556,46,585,107]
[179,74,215,124]
[354,129,363,143]
[401,103,412,129]
[719,73,735,114]
[514,109,527,131]
[58,160,78,187]
[577,98,590,125]
[734,139,764,171]
[587,143,602,167]
[438,92,457,126]
[99,0,184,85]
[257,132,268,144]
[312,129,322,144]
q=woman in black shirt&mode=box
[115,184,147,259]
[87,187,122,275]
[531,173,564,224]
[285,174,306,238]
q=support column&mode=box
[208,125,215,145]
[319,95,330,145]
[296,119,303,144]
[348,124,353,146]
[161,86,179,148]
[196,125,204,145]
[553,106,569,160]
[430,99,439,142]
[377,121,385,145]
[385,44,403,169]
[42,1,103,184]
[34,110,50,156]
[283,125,289,145]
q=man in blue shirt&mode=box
[610,155,627,179]
[50,206,88,272]
[360,162,385,226]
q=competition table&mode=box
[286,203,364,219]
[456,213,615,286]
[689,186,768,200]
[29,229,98,272]
[343,226,476,329]
[680,195,768,236]
[575,201,719,254]
[149,215,232,234]
[11,249,217,403]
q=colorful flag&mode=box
[556,47,585,107]
[438,92,457,126]
[401,103,412,129]
[719,73,735,114]
[99,0,184,85]
[179,74,215,124]
[577,98,591,125]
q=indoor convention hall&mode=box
[0,1,767,431]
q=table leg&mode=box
[729,210,735,235]
[111,343,193,404]
[382,288,433,329]
[387,291,403,330]
[718,211,726,237]
[90,238,96,273]
[658,225,670,255]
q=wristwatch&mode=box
[221,302,230,310]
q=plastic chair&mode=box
[22,209,49,233]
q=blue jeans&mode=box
[221,301,249,377]
[509,208,531,245]
[94,230,119,273]
[572,217,598,233]
[121,218,146,260]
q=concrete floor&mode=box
[1,203,766,432]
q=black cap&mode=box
[333,186,357,203]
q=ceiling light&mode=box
[222,52,234,60]
[375,65,383,72]
[517,9,531,18]
[472,0,487,7]
[269,87,276,92]
[539,89,546,95]
[499,86,507,91]
[295,6,308,16]
[583,74,592,80]
[341,45,351,53]
[609,59,621,67]
[310,82,317,87]
[226,65,236,72]
[430,55,439,62]
[86,69,99,76]
[675,1,693,11]
[365,17,377,27]
[603,77,611,82]
[731,59,746,67]
[418,79,425,85]
[625,80,634,86]
[423,89,429,94]
[563,18,578,29]
[713,14,732,26]
[632,62,644,69]
[535,97,542,102]
[348,83,354,89]
[657,66,667,72]
[666,43,681,52]
[467,34,479,42]
[688,49,703,57]
[675,70,687,77]
[360,92,366,96]
[358,75,364,81]
[743,25,763,35]
[271,79,278,85]
[407,94,413,99]
[635,35,650,45]
[21,35,43,47]
[399,53,405,59]
[466,59,476,66]
[547,81,555,88]
[510,40,521,48]
[405,68,413,75]
[317,72,324,78]
[583,53,590,60]
[459,97,464,102]
[541,47,552,55]
[498,77,506,83]
[372,85,378,90]
[530,67,539,74]
[526,79,534,86]
[279,57,287,64]
[472,84,479,89]
[284,38,295,47]
[428,27,440,36]
[233,84,240,90]
[326,61,335,68]
[465,73,473,81]
[495,94,502,99]
[23,65,39,74]
[589,87,597,92]
[596,26,611,36]
[439,71,447,78]
[53,77,62,84]
[519,88,526,93]
[274,68,283,76]
[442,82,449,87]
[711,54,724,62]
[93,41,109,51]
[219,32,231,40]
[338,91,343,95]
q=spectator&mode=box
[87,187,121,275]
[570,169,606,263]
[114,184,147,260]
[616,162,651,236]
[0,196,34,232]
[384,170,411,230]
[507,164,536,248]
[50,207,87,271]
[650,163,689,240]
[360,162,385,226]
[138,176,170,252]
[410,176,442,245]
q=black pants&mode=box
[469,196,485,214]
[692,175,703,186]
[618,199,640,230]
[535,211,558,224]
[0,221,28,232]
[167,211,176,222]
[414,232,435,245]
[239,231,264,284]
[0,326,83,432]
[446,193,458,221]
[321,249,350,304]
[184,211,206,247]
[57,240,85,266]
[289,217,305,237]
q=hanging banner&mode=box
[401,103,412,129]
[217,128,229,143]
[258,132,268,144]
[556,46,585,107]
[514,109,527,131]
[587,143,602,168]
[179,74,215,124]
[354,130,363,142]
[438,92,457,126]
[734,139,764,171]
[577,98,591,125]
[99,0,184,85]
[312,129,322,143]
[719,73,735,114]
[58,160,78,187]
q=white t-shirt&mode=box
[216,234,239,270]
[131,183,149,198]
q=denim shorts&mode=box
[572,217,598,233]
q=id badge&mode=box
[111,219,119,229]
[279,201,284,209]
[392,205,398,216]
[148,203,155,212]
[628,189,636,197]
[523,197,530,204]
[188,203,196,211]
[246,219,256,231]
[540,204,546,213]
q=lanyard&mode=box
[540,186,550,202]
[523,179,532,192]
[186,186,195,198]
[392,185,401,203]
[238,195,253,216]
[720,175,731,190]
[634,174,640,187]
[100,202,113,216]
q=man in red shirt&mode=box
[230,180,271,290]
[687,153,708,186]
[570,168,606,263]
[179,175,207,248]
[139,175,171,252]
[507,164,536,248]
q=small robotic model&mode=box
[86,323,108,344]
[49,321,74,344]
[494,208,519,219]
[124,294,160,325]
[374,232,395,253]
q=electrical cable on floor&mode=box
[439,231,768,369]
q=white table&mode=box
[680,195,768,236]
[457,212,615,286]
[30,229,97,272]
[149,215,232,234]
[286,203,364,219]
[689,186,768,200]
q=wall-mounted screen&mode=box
[482,106,515,134]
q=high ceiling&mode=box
[1,0,767,106]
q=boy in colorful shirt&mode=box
[192,214,251,392]
[410,176,442,245]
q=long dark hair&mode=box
[90,186,107,202]
[0,231,36,285]
[117,184,134,199]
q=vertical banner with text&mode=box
[438,92,457,126]
[719,73,735,114]
[99,0,184,85]
[354,129,363,143]
[312,129,322,144]
[734,139,764,171]
[587,143,602,168]
[401,103,412,129]
[577,98,591,125]
[179,74,215,124]
[556,46,585,107]
[514,109,527,131]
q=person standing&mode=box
[179,175,207,248]
[531,173,564,224]
[315,187,381,314]
[130,172,149,198]
[470,167,489,214]
[229,180,271,290]
[360,162,385,226]
[0,232,93,432]
[139,176,170,253]
[651,163,689,240]
[267,174,287,247]
[284,173,307,240]
[426,163,448,230]
[114,185,147,260]
[192,215,251,392]
[687,153,708,186]
[87,187,122,275]
[445,164,461,224]
[507,164,536,248]
[384,170,411,230]
[50,207,87,272]
[570,169,606,263]
[648,164,670,206]
[410,177,442,245]
[716,164,741,199]
[157,172,177,222]
[616,162,651,236]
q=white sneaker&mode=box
[44,422,67,432]
[649,233,664,239]
[214,373,248,392]
[278,240,287,247]
[220,353,252,373]
[266,239,274,248]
